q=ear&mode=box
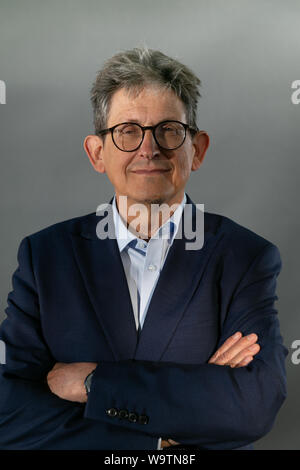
[191,131,210,171]
[83,135,106,174]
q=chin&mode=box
[131,185,174,205]
[129,194,165,205]
[141,198,166,205]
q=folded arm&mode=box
[0,238,287,450]
[83,243,288,449]
[0,237,156,449]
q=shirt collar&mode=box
[112,193,187,253]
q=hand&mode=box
[161,438,180,448]
[47,362,97,403]
[161,332,260,447]
[208,331,260,368]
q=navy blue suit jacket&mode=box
[0,195,287,449]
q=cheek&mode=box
[175,152,192,181]
[104,155,128,183]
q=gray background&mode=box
[0,0,299,449]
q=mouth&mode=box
[131,169,171,175]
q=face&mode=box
[84,86,209,207]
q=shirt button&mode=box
[137,240,146,249]
[148,264,157,271]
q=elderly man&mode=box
[0,48,287,450]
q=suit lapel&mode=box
[70,206,138,361]
[70,196,222,363]
[134,198,223,361]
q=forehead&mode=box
[107,86,187,125]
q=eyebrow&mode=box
[114,117,182,125]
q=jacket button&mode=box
[128,412,138,423]
[106,408,118,417]
[118,409,129,420]
[138,414,149,425]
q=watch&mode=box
[84,371,95,395]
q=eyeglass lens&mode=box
[112,122,186,151]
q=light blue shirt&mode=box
[112,194,186,449]
[112,194,186,331]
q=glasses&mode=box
[97,120,198,152]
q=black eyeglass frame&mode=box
[97,120,199,152]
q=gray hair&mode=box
[90,47,201,135]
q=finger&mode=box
[228,343,260,367]
[208,332,242,363]
[211,334,258,365]
[235,355,254,368]
[167,439,180,446]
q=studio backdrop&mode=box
[0,0,299,450]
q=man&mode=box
[0,47,287,450]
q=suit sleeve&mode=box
[0,237,156,449]
[84,243,288,449]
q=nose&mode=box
[137,129,160,159]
